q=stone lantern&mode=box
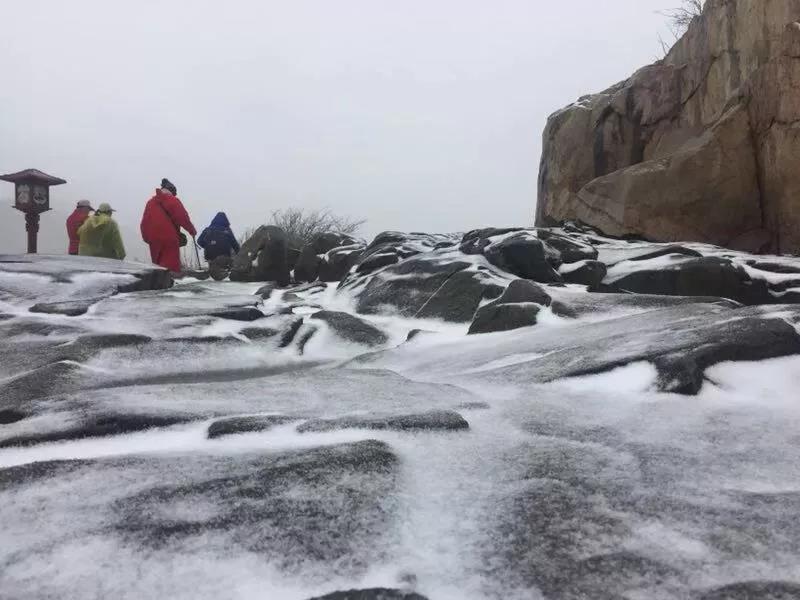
[0,168,67,254]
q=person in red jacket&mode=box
[140,178,197,273]
[66,200,94,255]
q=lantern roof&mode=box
[0,169,67,186]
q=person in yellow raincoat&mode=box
[78,203,126,260]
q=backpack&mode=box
[202,228,233,260]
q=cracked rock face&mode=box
[536,0,800,254]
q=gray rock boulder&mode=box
[536,229,599,264]
[295,233,358,283]
[467,279,552,334]
[414,269,504,322]
[653,316,800,394]
[230,226,290,285]
[319,243,366,282]
[468,303,541,335]
[344,253,472,317]
[606,256,770,305]
[310,310,389,346]
[460,229,562,283]
[560,260,607,289]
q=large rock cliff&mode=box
[536,0,800,254]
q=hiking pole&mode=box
[192,237,202,270]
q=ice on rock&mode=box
[3,238,800,599]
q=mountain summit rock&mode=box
[537,0,800,254]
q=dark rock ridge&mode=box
[29,297,105,317]
[207,305,265,322]
[697,581,800,600]
[207,415,299,439]
[240,315,305,344]
[0,413,193,449]
[536,0,800,254]
[310,310,389,346]
[297,410,469,433]
[308,590,429,600]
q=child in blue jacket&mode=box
[197,212,241,261]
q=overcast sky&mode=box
[0,0,677,258]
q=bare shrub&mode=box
[657,0,704,57]
[662,0,703,32]
[240,208,366,251]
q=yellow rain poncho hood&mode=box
[77,212,126,260]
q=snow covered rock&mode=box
[652,315,800,394]
[254,282,276,299]
[308,590,429,600]
[0,254,172,308]
[547,287,734,319]
[296,410,469,433]
[468,280,552,334]
[468,303,541,335]
[348,231,458,279]
[4,235,800,598]
[319,243,366,282]
[460,229,562,282]
[698,581,800,600]
[536,228,599,264]
[492,279,553,306]
[310,310,389,346]
[207,305,265,322]
[206,415,299,439]
[343,251,505,320]
[0,413,193,449]
[29,297,104,317]
[295,233,359,283]
[559,260,607,288]
[0,439,399,588]
[605,255,768,304]
[414,269,505,322]
[230,225,290,284]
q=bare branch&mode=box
[657,0,704,50]
[240,208,366,250]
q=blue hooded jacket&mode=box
[197,212,241,261]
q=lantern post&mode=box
[0,169,67,254]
